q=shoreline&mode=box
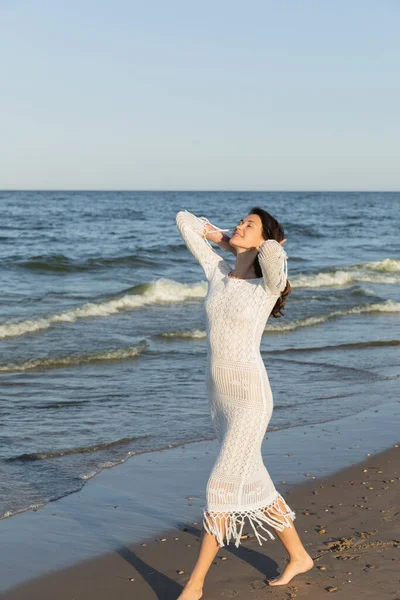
[2,442,399,599]
[0,397,399,596]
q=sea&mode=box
[0,190,399,520]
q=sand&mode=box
[2,443,399,600]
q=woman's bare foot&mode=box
[267,553,314,586]
[176,581,203,600]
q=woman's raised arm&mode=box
[258,239,288,296]
[176,210,228,280]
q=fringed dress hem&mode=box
[203,491,296,548]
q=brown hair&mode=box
[249,206,291,318]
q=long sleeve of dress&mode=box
[176,209,226,281]
[258,239,288,296]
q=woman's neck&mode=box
[230,248,259,278]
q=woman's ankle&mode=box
[289,551,312,562]
[185,576,204,589]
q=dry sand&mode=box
[2,443,399,600]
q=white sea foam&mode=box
[1,261,398,340]
[363,258,400,272]
[167,300,400,336]
[3,300,396,371]
[266,299,400,331]
[0,278,207,339]
[160,328,206,339]
[292,258,400,288]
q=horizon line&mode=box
[1,189,399,193]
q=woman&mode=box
[175,208,313,599]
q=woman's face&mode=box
[229,213,265,250]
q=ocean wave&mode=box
[3,300,397,373]
[285,223,323,238]
[363,258,400,272]
[0,341,148,372]
[16,253,156,272]
[5,435,151,462]
[292,258,400,288]
[162,300,400,337]
[1,260,398,340]
[159,328,206,339]
[266,299,400,331]
[0,279,207,338]
[350,285,376,296]
[268,339,400,354]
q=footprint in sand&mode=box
[382,507,399,522]
[249,579,267,591]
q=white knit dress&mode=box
[176,209,296,548]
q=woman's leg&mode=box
[176,513,226,600]
[176,498,313,598]
[265,497,314,586]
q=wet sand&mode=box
[2,442,399,600]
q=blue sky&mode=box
[1,0,399,190]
